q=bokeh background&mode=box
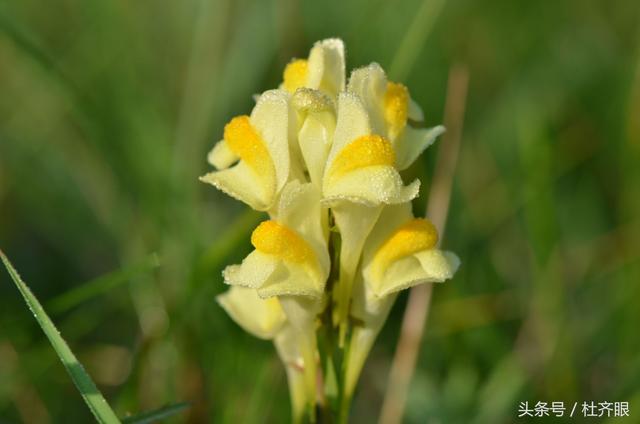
[1,0,639,422]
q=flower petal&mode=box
[298,113,334,185]
[351,274,396,327]
[250,89,294,194]
[362,202,414,257]
[224,250,324,298]
[371,249,459,297]
[273,181,329,253]
[408,98,424,122]
[325,92,371,168]
[362,203,460,297]
[201,90,293,211]
[216,286,286,340]
[348,63,438,157]
[414,250,461,282]
[293,89,336,186]
[274,323,303,369]
[207,139,238,169]
[326,135,395,182]
[282,59,309,93]
[346,63,387,135]
[278,296,322,334]
[323,165,420,206]
[383,81,410,140]
[395,125,445,170]
[332,203,382,277]
[225,182,330,299]
[200,162,272,211]
[257,261,325,298]
[223,250,279,289]
[307,38,346,98]
[281,38,345,100]
[323,93,419,206]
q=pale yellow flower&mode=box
[223,181,329,299]
[348,63,445,170]
[322,91,419,206]
[344,203,459,397]
[361,202,459,297]
[201,89,300,211]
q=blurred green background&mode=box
[1,0,639,422]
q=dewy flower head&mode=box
[202,38,459,423]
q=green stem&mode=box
[338,393,352,424]
[337,267,353,347]
[337,326,352,424]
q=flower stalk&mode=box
[202,38,459,423]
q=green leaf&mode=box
[47,253,160,314]
[121,402,190,424]
[1,250,121,424]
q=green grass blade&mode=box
[121,402,190,424]
[47,253,160,314]
[389,0,446,81]
[0,250,121,424]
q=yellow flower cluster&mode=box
[202,38,459,422]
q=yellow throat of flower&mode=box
[252,220,318,268]
[372,218,438,279]
[384,82,409,138]
[224,115,276,190]
[328,134,395,180]
[283,59,309,93]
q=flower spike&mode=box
[203,38,460,423]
